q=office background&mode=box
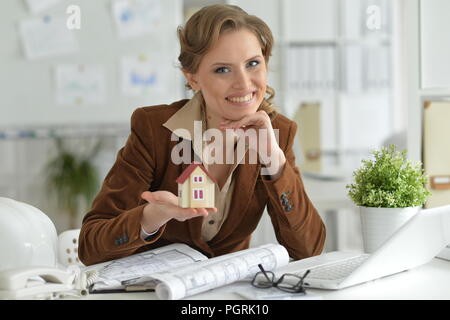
[0,0,449,253]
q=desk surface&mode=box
[82,257,450,300]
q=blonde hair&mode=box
[177,4,277,119]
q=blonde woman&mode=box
[79,4,325,266]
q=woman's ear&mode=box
[182,70,201,91]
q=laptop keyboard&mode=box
[299,254,370,281]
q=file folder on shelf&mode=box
[423,100,450,260]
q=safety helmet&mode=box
[0,197,58,271]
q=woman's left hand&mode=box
[219,110,286,178]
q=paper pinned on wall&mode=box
[25,0,62,14]
[55,65,106,105]
[121,54,165,96]
[112,0,162,39]
[18,16,78,60]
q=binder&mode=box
[423,100,450,208]
[294,102,321,173]
[423,100,450,260]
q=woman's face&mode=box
[184,28,268,122]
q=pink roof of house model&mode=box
[175,163,217,184]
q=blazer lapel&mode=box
[209,162,261,246]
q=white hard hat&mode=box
[0,197,58,271]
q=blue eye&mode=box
[214,61,260,74]
[215,67,230,73]
[248,60,260,67]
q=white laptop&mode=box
[287,205,450,290]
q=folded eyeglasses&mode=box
[251,263,310,294]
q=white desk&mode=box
[305,258,450,300]
[81,257,450,300]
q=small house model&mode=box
[176,163,216,208]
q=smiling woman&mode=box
[182,29,267,125]
[177,4,276,123]
[78,4,326,266]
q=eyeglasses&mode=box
[251,264,310,294]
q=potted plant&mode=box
[346,145,431,253]
[44,137,101,229]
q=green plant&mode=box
[346,145,431,208]
[45,137,101,228]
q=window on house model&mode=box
[193,175,203,183]
[193,188,204,200]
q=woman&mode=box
[78,4,325,266]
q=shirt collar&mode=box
[163,91,204,141]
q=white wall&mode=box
[420,0,450,89]
[0,0,183,127]
[0,0,183,233]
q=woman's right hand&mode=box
[140,191,217,233]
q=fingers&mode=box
[219,119,232,128]
[141,190,178,206]
[178,207,217,218]
[142,191,218,222]
[220,113,269,131]
[172,207,207,222]
[190,208,209,217]
[141,191,153,202]
[195,207,217,216]
[220,118,249,130]
[169,206,219,222]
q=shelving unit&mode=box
[403,0,450,260]
[279,0,395,175]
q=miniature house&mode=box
[176,163,216,208]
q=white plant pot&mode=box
[359,206,420,253]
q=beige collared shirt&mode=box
[162,92,248,242]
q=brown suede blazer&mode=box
[78,99,326,266]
